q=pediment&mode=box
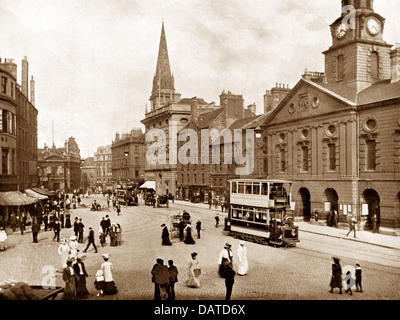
[265,79,355,126]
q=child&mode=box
[344,270,353,295]
[99,227,106,247]
[94,269,104,297]
[355,263,362,292]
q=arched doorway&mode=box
[298,188,311,221]
[362,189,380,231]
[324,188,339,226]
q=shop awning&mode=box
[139,181,156,190]
[31,187,56,197]
[25,189,48,200]
[0,191,38,206]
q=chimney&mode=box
[264,83,291,113]
[21,56,29,98]
[30,75,35,105]
[1,58,18,80]
[220,91,244,121]
[247,103,256,115]
[390,43,400,83]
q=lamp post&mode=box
[124,151,129,184]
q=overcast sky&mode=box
[0,0,399,158]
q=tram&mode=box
[116,183,139,206]
[226,179,299,247]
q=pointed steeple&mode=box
[152,21,175,95]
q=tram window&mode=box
[255,209,267,223]
[261,183,268,195]
[270,185,277,199]
[238,183,244,194]
[275,184,283,196]
[252,183,260,195]
[245,184,252,194]
[232,182,237,193]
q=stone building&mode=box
[94,145,112,192]
[111,128,146,190]
[81,157,96,192]
[38,138,81,192]
[141,22,218,196]
[261,0,400,231]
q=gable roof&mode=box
[196,108,224,129]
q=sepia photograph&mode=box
[0,0,399,313]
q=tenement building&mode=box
[261,0,400,231]
[94,145,112,192]
[141,22,218,196]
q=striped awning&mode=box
[25,189,48,200]
[0,191,38,206]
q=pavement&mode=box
[173,200,400,251]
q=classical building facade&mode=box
[81,157,96,192]
[261,0,400,230]
[38,138,81,192]
[94,145,112,192]
[111,128,146,189]
[0,56,38,192]
[141,22,218,196]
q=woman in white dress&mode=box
[58,238,70,269]
[69,235,79,262]
[236,241,249,276]
[185,252,201,288]
[101,253,118,295]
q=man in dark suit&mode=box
[73,217,79,237]
[78,218,85,243]
[100,217,107,234]
[105,215,111,236]
[31,219,41,243]
[83,227,98,253]
[53,218,61,242]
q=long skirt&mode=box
[103,281,118,295]
[76,275,89,298]
[63,279,77,300]
[65,218,71,228]
[329,273,343,288]
[184,232,195,245]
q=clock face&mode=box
[336,23,347,39]
[367,18,380,35]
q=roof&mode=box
[357,80,400,105]
[0,191,38,206]
[241,113,271,130]
[31,187,56,197]
[228,116,259,130]
[196,108,224,129]
[25,189,48,200]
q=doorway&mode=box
[363,189,380,230]
[298,188,311,221]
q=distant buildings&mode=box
[94,145,112,192]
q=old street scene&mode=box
[0,0,400,301]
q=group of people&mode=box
[329,257,363,295]
[161,211,201,246]
[99,216,122,247]
[62,252,117,300]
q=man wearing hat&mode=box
[151,259,170,300]
[84,227,98,253]
[218,243,233,278]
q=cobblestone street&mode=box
[1,194,400,300]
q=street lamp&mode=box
[124,151,129,183]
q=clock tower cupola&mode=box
[323,0,393,91]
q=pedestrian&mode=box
[151,258,170,300]
[31,219,40,243]
[78,218,85,243]
[185,252,201,288]
[184,223,195,245]
[0,227,7,251]
[116,224,122,246]
[60,210,65,229]
[355,263,363,293]
[65,212,71,228]
[161,224,172,246]
[62,259,77,300]
[237,241,249,276]
[43,212,49,231]
[74,255,89,299]
[94,269,104,297]
[58,238,70,269]
[333,210,339,228]
[73,217,79,237]
[69,235,79,261]
[373,213,379,233]
[99,227,106,247]
[84,227,98,253]
[224,266,236,300]
[346,216,357,238]
[53,218,61,242]
[196,219,201,239]
[168,260,178,300]
[116,203,121,216]
[329,257,343,294]
[101,254,118,295]
[105,215,111,236]
[218,243,233,277]
[10,213,17,232]
[100,217,107,234]
[215,214,220,228]
[344,270,353,295]
[177,219,186,241]
[17,213,25,235]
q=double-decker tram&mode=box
[226,179,299,247]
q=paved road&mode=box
[1,194,399,300]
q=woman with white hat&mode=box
[236,241,249,276]
[69,235,79,262]
[58,238,70,269]
[101,253,118,295]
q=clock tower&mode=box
[323,0,393,91]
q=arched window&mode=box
[337,55,345,81]
[371,51,379,79]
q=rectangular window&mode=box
[302,146,309,172]
[238,182,244,194]
[232,181,237,193]
[201,173,205,185]
[1,77,7,94]
[328,144,336,171]
[2,149,9,175]
[280,149,286,172]
[366,140,376,170]
[2,109,7,133]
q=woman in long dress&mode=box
[161,224,172,246]
[58,238,70,269]
[69,235,79,261]
[101,254,118,295]
[73,255,89,298]
[184,224,195,245]
[329,257,343,294]
[185,252,201,288]
[65,212,71,228]
[62,259,77,300]
[236,241,249,276]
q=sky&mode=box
[0,0,399,158]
